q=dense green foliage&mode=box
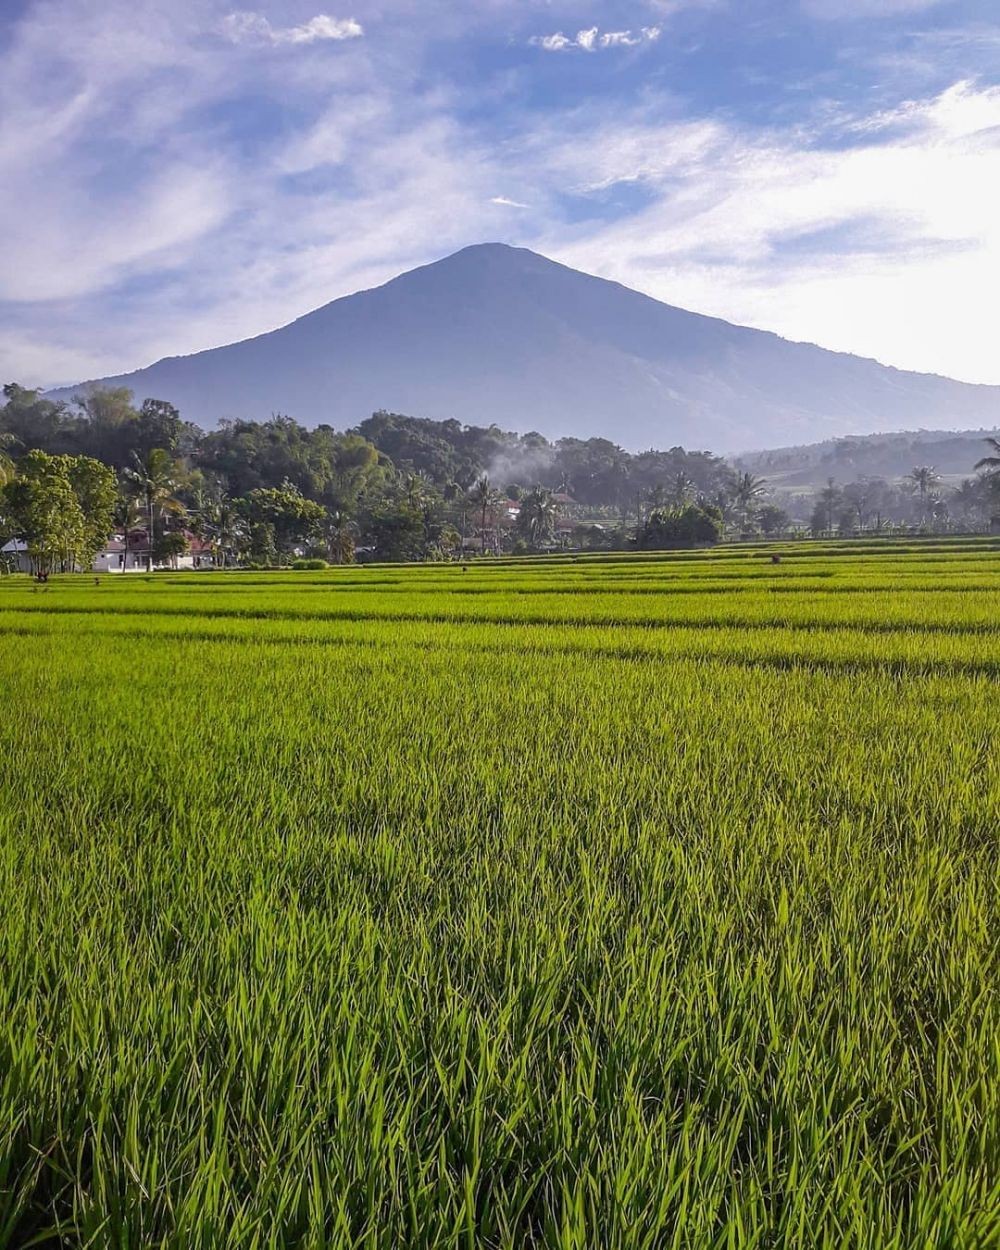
[2,449,116,573]
[3,385,999,561]
[635,503,723,548]
[1,539,998,1246]
[0,386,741,561]
[1,385,735,510]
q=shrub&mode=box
[291,557,329,570]
[635,503,723,549]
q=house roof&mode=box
[1,538,27,553]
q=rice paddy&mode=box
[1,538,999,1248]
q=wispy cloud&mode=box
[535,79,1000,383]
[801,0,945,18]
[221,11,364,46]
[530,26,661,52]
[2,0,999,395]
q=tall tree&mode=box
[817,478,842,536]
[111,492,141,572]
[908,465,940,524]
[2,450,85,575]
[974,437,1000,474]
[203,494,247,568]
[468,474,502,554]
[672,471,696,506]
[0,432,16,487]
[123,448,185,571]
[325,511,358,565]
[734,472,768,531]
[515,487,557,548]
[1,384,73,455]
[240,481,326,561]
[66,457,117,568]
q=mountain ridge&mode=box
[46,243,1000,452]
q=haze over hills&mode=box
[47,244,1000,452]
[736,427,1000,489]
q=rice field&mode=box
[1,538,999,1248]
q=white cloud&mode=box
[802,0,946,18]
[848,80,1000,138]
[221,11,364,46]
[536,81,1000,384]
[2,0,1000,398]
[530,26,661,52]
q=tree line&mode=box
[0,384,737,567]
[2,382,998,570]
[800,458,1000,537]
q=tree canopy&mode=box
[2,383,998,569]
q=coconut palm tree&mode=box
[515,486,557,547]
[325,510,358,565]
[734,472,767,531]
[647,484,668,511]
[951,477,985,526]
[468,474,503,554]
[203,494,247,568]
[111,492,142,572]
[974,437,1000,474]
[0,432,16,487]
[908,465,940,524]
[123,448,185,571]
[672,472,696,506]
[401,473,434,511]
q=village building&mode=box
[0,538,31,574]
[3,531,217,575]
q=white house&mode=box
[0,538,32,573]
[95,532,216,573]
[3,533,218,575]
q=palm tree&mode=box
[672,472,696,506]
[111,492,142,572]
[123,448,184,571]
[0,432,16,487]
[468,474,503,554]
[639,483,668,526]
[734,472,767,531]
[908,465,940,524]
[951,478,983,525]
[647,484,668,511]
[516,486,557,547]
[325,510,358,565]
[974,437,1000,473]
[203,494,247,568]
[402,473,433,511]
[712,487,734,529]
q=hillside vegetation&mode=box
[737,427,1000,488]
[4,385,1000,570]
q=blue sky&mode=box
[1,0,999,391]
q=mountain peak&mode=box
[47,248,1000,450]
[448,241,522,256]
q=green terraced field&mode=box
[1,539,999,1247]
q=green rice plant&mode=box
[0,541,998,1247]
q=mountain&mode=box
[48,243,1000,451]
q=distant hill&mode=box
[47,243,1000,452]
[736,428,1000,489]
